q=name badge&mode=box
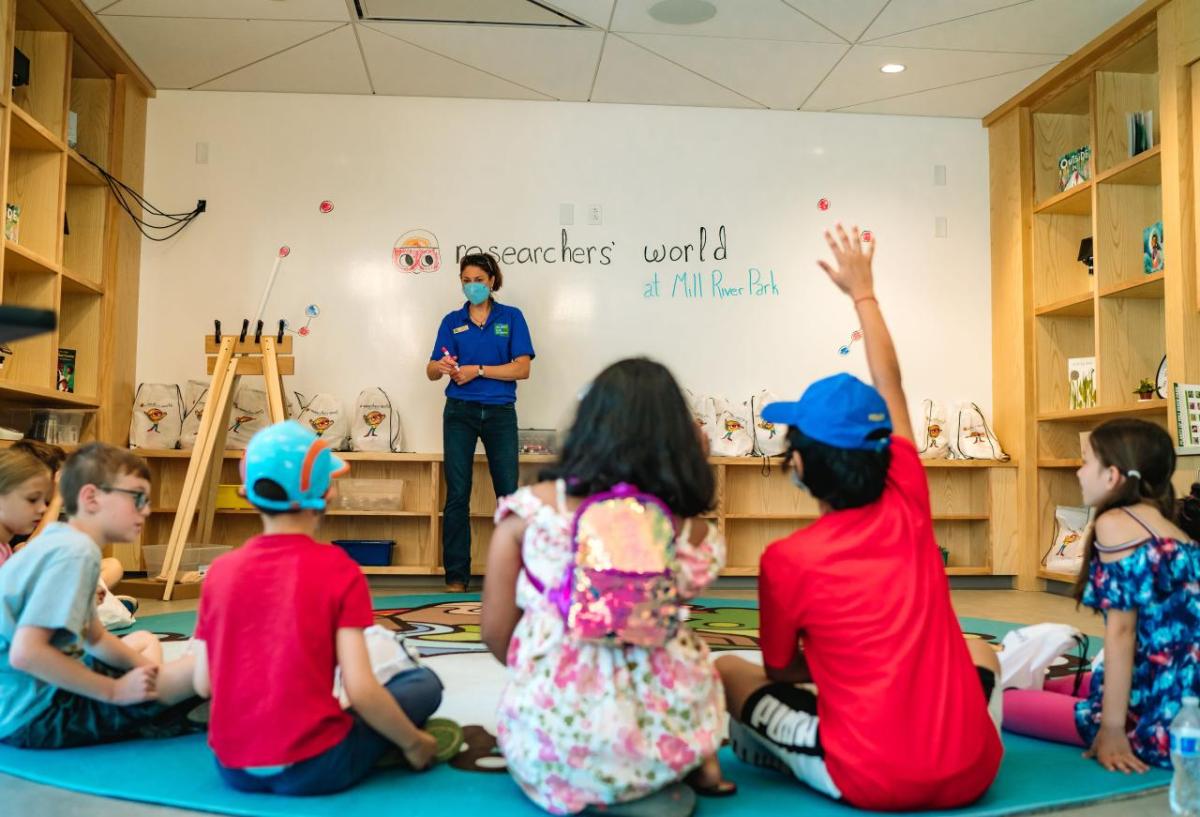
[494,323,510,337]
[452,325,469,334]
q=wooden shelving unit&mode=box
[0,0,153,443]
[126,451,1020,580]
[986,0,1199,589]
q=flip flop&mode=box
[425,718,465,764]
[582,783,696,817]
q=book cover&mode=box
[1058,145,1091,192]
[4,203,19,243]
[1143,221,1164,274]
[56,348,76,393]
[1126,110,1154,156]
[1068,356,1096,410]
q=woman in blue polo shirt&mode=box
[427,253,535,593]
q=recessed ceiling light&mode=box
[880,63,906,74]
[648,0,717,25]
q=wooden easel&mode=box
[153,322,294,600]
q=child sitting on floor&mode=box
[0,443,197,749]
[193,420,442,796]
[0,448,53,567]
[1004,419,1200,772]
[481,357,732,817]
[715,226,1003,811]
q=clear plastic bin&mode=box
[141,544,231,577]
[518,428,558,455]
[332,479,404,512]
[30,410,87,445]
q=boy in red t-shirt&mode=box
[716,226,1003,811]
[193,421,442,796]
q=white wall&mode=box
[136,91,992,451]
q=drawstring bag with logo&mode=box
[225,385,268,450]
[749,390,788,457]
[178,380,210,450]
[917,399,951,460]
[684,389,716,450]
[350,387,403,452]
[293,391,348,450]
[710,397,753,457]
[1042,505,1091,575]
[130,383,183,449]
[952,402,1010,461]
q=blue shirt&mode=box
[0,523,100,739]
[431,301,535,406]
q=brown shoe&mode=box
[445,581,468,593]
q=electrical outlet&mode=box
[587,205,602,226]
[935,216,948,238]
[559,203,574,226]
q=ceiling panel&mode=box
[359,0,584,26]
[781,0,889,43]
[197,25,371,94]
[541,0,615,28]
[802,44,1063,111]
[859,1,1027,41]
[835,64,1056,117]
[357,24,551,99]
[366,22,604,100]
[97,0,350,21]
[610,0,842,43]
[625,33,846,109]
[591,35,760,107]
[98,16,341,88]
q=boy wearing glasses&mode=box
[0,443,200,748]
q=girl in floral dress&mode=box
[481,358,732,815]
[1004,419,1200,772]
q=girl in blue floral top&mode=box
[1005,419,1200,773]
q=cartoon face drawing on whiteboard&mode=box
[393,230,441,273]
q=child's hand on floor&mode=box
[818,224,875,300]
[401,730,439,771]
[111,664,159,705]
[1084,725,1149,774]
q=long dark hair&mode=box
[541,358,714,518]
[1073,419,1176,602]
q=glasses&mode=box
[100,486,150,511]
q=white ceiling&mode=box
[85,0,1143,118]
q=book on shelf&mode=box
[1058,145,1091,192]
[1126,110,1153,156]
[56,348,76,393]
[1143,221,1164,274]
[1068,356,1097,410]
[4,203,19,243]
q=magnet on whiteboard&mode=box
[934,165,947,186]
[935,217,948,238]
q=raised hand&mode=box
[817,224,875,300]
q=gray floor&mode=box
[0,587,1172,816]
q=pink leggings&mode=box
[1002,673,1092,747]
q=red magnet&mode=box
[278,246,291,258]
[861,230,873,242]
[818,198,830,211]
[298,326,310,336]
[319,200,333,214]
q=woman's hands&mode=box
[1084,726,1149,773]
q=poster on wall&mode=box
[1172,383,1200,454]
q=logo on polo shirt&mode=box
[452,325,469,334]
[494,323,510,337]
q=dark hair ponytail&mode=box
[1073,419,1176,602]
[459,253,503,292]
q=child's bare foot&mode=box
[684,755,737,797]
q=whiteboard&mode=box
[136,92,993,451]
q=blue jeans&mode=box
[216,668,443,796]
[442,397,518,586]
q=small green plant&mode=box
[1133,378,1155,398]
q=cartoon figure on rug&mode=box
[229,415,254,435]
[309,416,334,437]
[143,407,166,434]
[363,410,386,438]
[722,417,744,442]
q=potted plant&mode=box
[1134,378,1156,401]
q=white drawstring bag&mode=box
[684,389,717,449]
[130,383,183,449]
[917,399,951,460]
[225,385,268,450]
[710,397,753,457]
[350,387,403,452]
[952,402,1010,461]
[178,380,210,450]
[333,625,421,709]
[96,579,135,630]
[293,391,349,450]
[1042,505,1091,574]
[749,390,788,456]
[998,623,1089,691]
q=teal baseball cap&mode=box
[762,373,892,452]
[241,420,348,512]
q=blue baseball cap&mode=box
[762,373,892,451]
[241,420,348,512]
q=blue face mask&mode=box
[463,282,490,305]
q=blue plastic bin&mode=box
[332,539,395,567]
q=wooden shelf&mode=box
[1038,568,1078,583]
[1098,272,1163,299]
[4,239,59,275]
[61,266,103,295]
[151,507,428,517]
[1039,458,1083,468]
[723,513,989,521]
[9,103,65,152]
[1038,399,1167,422]
[945,566,994,576]
[360,566,443,576]
[0,380,99,408]
[1094,145,1161,186]
[1033,180,1092,215]
[1035,290,1094,317]
[66,149,104,186]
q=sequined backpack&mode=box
[547,482,682,647]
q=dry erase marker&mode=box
[441,347,460,372]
